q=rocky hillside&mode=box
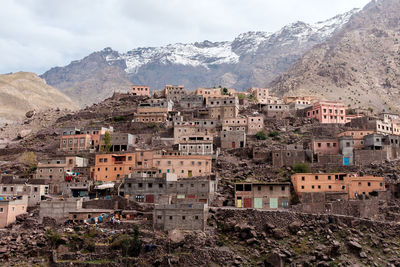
[41,9,358,106]
[0,72,78,123]
[271,0,400,113]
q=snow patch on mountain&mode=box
[105,8,359,74]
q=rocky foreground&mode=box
[1,208,400,266]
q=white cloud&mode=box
[0,0,370,74]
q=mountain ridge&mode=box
[41,8,358,106]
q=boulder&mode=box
[348,240,362,251]
[25,110,35,118]
[288,221,302,234]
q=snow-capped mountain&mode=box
[106,8,357,74]
[41,8,359,106]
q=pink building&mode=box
[131,85,150,96]
[307,101,346,124]
[312,139,340,155]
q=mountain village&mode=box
[1,83,400,265]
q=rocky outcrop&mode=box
[271,0,400,113]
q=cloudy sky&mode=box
[1,0,370,74]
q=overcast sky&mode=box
[0,0,370,74]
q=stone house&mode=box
[221,130,246,149]
[234,182,291,209]
[195,87,236,105]
[164,85,186,102]
[39,198,82,223]
[60,126,114,152]
[306,101,346,124]
[0,195,28,228]
[271,149,312,168]
[153,203,208,231]
[312,139,340,155]
[207,96,239,120]
[152,154,212,178]
[180,95,204,109]
[133,99,173,123]
[291,173,385,199]
[131,85,150,96]
[177,135,214,156]
[264,104,290,118]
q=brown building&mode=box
[221,130,246,149]
[235,182,290,209]
[133,99,173,123]
[291,173,385,199]
[36,157,89,184]
[164,85,186,102]
[131,85,150,96]
[207,96,239,120]
[153,203,208,231]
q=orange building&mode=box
[306,101,346,124]
[90,153,136,182]
[291,173,385,199]
[131,85,150,96]
[311,139,340,155]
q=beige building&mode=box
[131,85,150,96]
[0,195,28,228]
[222,116,264,135]
[0,184,49,207]
[248,88,269,104]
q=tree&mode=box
[19,151,37,174]
[347,109,356,115]
[221,87,229,95]
[256,130,267,140]
[237,93,246,100]
[101,131,112,153]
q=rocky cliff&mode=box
[270,0,400,113]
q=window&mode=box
[333,143,337,147]
[258,186,261,191]
[328,176,331,180]
[269,186,273,191]
[148,183,153,188]
[182,216,186,220]
[318,185,321,189]
[169,216,173,220]
[138,183,143,188]
[128,183,132,188]
[328,185,332,189]
[34,187,38,192]
[301,176,305,181]
[368,182,371,187]
[327,143,331,147]
[244,184,252,191]
[318,143,321,148]
[315,176,318,180]
[301,186,304,189]
[0,208,3,213]
[195,216,199,220]
[342,186,345,190]
[281,186,285,191]
[311,185,315,189]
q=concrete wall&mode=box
[39,198,82,223]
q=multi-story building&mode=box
[311,139,340,155]
[177,135,214,155]
[291,173,385,199]
[133,99,173,123]
[207,96,239,120]
[164,85,186,102]
[234,182,290,209]
[248,88,269,104]
[36,157,89,183]
[222,116,264,135]
[131,85,150,96]
[0,195,28,228]
[120,173,217,204]
[283,96,318,110]
[337,130,374,149]
[90,153,136,182]
[173,121,218,145]
[195,87,236,105]
[306,101,346,124]
[60,126,113,152]
[152,154,212,178]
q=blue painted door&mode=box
[344,157,349,166]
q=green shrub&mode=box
[268,131,280,138]
[256,130,267,140]
[292,163,310,173]
[45,229,63,248]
